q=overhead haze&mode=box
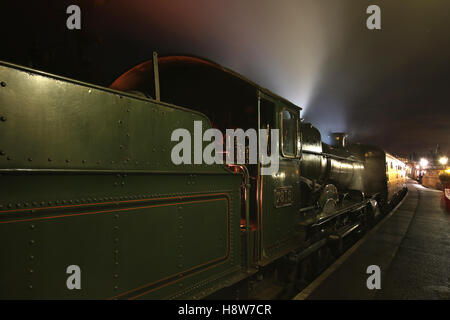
[1,0,449,156]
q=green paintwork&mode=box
[258,92,305,264]
[0,61,242,299]
[0,57,403,300]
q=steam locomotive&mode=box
[0,55,406,299]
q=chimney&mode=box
[331,132,347,148]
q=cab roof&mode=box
[110,55,301,111]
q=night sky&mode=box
[1,0,449,158]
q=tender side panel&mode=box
[0,205,116,299]
[0,185,237,299]
[0,62,219,174]
[0,63,242,299]
[114,194,231,300]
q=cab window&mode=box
[281,109,297,157]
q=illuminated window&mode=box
[281,109,297,157]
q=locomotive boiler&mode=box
[0,55,406,299]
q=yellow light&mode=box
[420,158,429,168]
[439,157,448,165]
[446,168,450,174]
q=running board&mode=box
[329,222,360,241]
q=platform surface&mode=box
[294,179,450,299]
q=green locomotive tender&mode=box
[0,56,406,299]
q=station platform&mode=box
[294,179,450,299]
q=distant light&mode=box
[420,158,429,168]
[439,156,448,165]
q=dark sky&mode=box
[1,0,449,158]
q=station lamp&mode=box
[439,156,448,165]
[419,158,429,168]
